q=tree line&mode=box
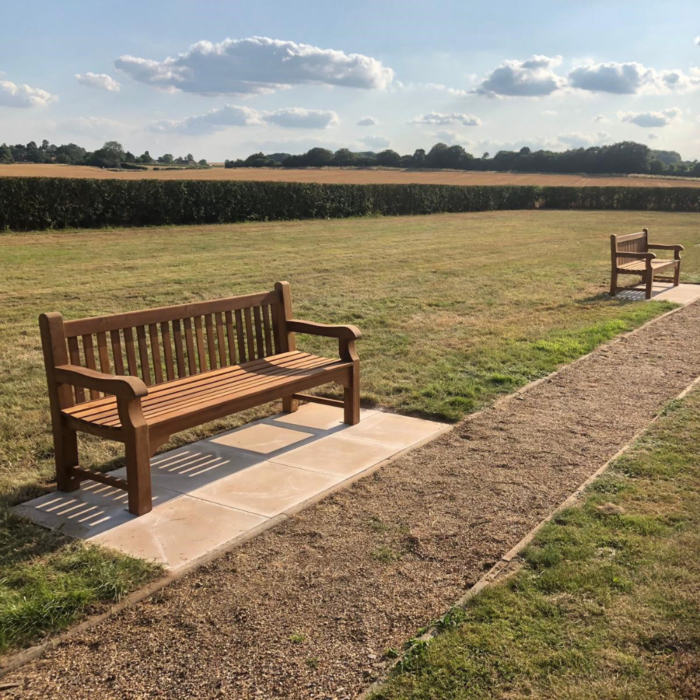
[0,140,209,169]
[226,141,700,177]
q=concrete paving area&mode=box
[14,404,449,571]
[616,282,700,304]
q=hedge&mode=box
[1,177,699,232]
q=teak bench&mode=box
[40,282,361,516]
[610,228,683,299]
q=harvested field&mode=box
[1,163,699,188]
[4,301,700,699]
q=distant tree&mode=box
[425,142,450,168]
[186,153,195,164]
[375,149,401,167]
[198,158,208,166]
[302,147,334,167]
[332,148,356,166]
[519,146,531,156]
[124,151,136,162]
[412,148,426,166]
[648,159,665,174]
[158,153,174,164]
[482,152,490,160]
[0,143,13,163]
[138,151,152,163]
[54,143,86,164]
[691,162,700,177]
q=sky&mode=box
[1,0,700,161]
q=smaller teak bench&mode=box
[610,228,683,299]
[40,282,361,516]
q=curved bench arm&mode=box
[648,244,684,260]
[286,319,361,363]
[55,365,148,400]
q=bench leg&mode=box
[54,425,80,493]
[344,363,360,426]
[609,267,618,297]
[646,270,654,300]
[124,426,152,516]
[674,262,681,287]
[282,396,299,414]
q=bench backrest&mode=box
[41,282,295,406]
[611,229,648,266]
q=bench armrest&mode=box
[615,251,656,261]
[648,244,684,251]
[54,365,148,400]
[286,320,362,340]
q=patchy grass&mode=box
[372,388,700,700]
[0,209,698,655]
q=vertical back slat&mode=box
[136,326,152,386]
[123,328,139,377]
[270,303,283,354]
[183,318,197,375]
[96,332,110,374]
[215,313,227,367]
[110,329,125,375]
[173,319,187,378]
[262,306,273,356]
[194,316,208,373]
[253,306,265,359]
[225,310,238,365]
[67,336,86,403]
[161,322,176,381]
[204,314,218,370]
[235,309,247,363]
[149,324,163,384]
[244,308,255,362]
[82,334,99,400]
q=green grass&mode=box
[1,209,699,655]
[372,389,700,700]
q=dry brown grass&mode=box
[2,163,699,187]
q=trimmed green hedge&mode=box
[1,178,699,231]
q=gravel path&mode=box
[5,303,700,700]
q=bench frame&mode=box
[610,228,683,300]
[39,282,360,516]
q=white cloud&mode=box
[695,36,700,46]
[542,110,558,117]
[150,104,338,134]
[411,112,481,126]
[360,135,391,149]
[115,36,394,96]
[594,114,610,123]
[618,108,682,127]
[357,116,378,126]
[434,131,474,147]
[76,72,121,92]
[397,82,469,96]
[569,62,699,94]
[0,79,57,108]
[263,107,338,129]
[474,55,566,97]
[557,131,611,147]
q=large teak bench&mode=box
[40,282,361,516]
[610,228,683,299]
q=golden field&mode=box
[1,163,699,187]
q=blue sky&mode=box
[1,0,699,160]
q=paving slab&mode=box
[616,282,700,304]
[14,404,448,570]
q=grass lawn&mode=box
[1,209,699,654]
[372,387,700,700]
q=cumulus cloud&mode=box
[115,36,394,96]
[357,116,378,126]
[411,112,481,126]
[618,108,682,127]
[594,114,610,123]
[76,72,121,92]
[569,61,699,94]
[360,135,390,149]
[263,107,338,129]
[557,131,611,147]
[434,131,474,147]
[474,55,566,97]
[0,79,57,108]
[150,104,338,134]
[396,82,469,96]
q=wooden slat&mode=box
[161,322,175,381]
[67,336,85,403]
[270,304,282,354]
[96,332,110,374]
[72,467,128,490]
[123,327,139,377]
[235,309,247,363]
[194,316,208,373]
[225,310,237,365]
[64,290,281,338]
[82,334,100,400]
[244,307,255,361]
[183,318,197,375]
[262,306,273,356]
[149,324,164,384]
[204,314,218,370]
[136,325,152,386]
[215,313,227,367]
[293,393,344,408]
[253,306,265,359]
[172,319,186,378]
[110,329,124,375]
